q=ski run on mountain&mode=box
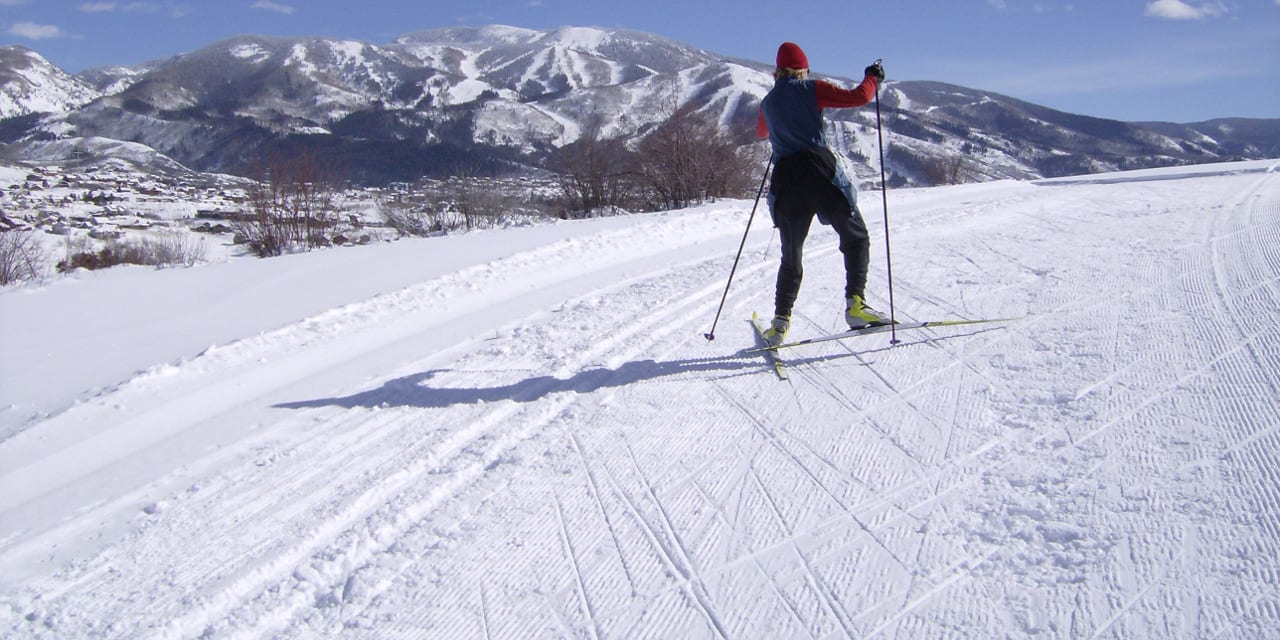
[2,160,1279,638]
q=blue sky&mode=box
[2,0,1278,123]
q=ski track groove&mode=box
[785,314,935,470]
[304,244,757,640]
[569,433,641,598]
[732,171,1280,634]
[211,401,554,639]
[479,582,493,640]
[744,462,830,638]
[732,203,1259,634]
[710,382,911,573]
[622,440,731,639]
[6,215,770,638]
[596,451,714,638]
[709,384,878,636]
[679,456,830,638]
[6,168,1280,638]
[554,494,602,640]
[234,251,756,637]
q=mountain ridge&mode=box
[1,26,1277,187]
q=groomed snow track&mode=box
[2,161,1278,638]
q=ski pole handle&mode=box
[866,59,886,82]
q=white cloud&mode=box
[1144,0,1227,20]
[73,2,190,17]
[251,1,295,15]
[988,1,1079,12]
[8,21,65,39]
[66,1,189,14]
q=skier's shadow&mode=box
[274,329,990,411]
[275,353,778,410]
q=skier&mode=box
[756,42,889,347]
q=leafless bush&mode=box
[236,151,342,257]
[379,199,443,236]
[633,88,759,210]
[379,174,556,237]
[149,230,208,267]
[887,146,970,187]
[552,116,637,218]
[56,231,208,272]
[0,230,48,285]
[552,92,759,216]
[448,168,503,231]
[921,155,968,186]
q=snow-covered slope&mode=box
[5,26,1275,186]
[0,46,99,118]
[1,160,1279,637]
[3,135,191,174]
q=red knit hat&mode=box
[776,42,808,70]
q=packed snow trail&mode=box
[1,160,1278,638]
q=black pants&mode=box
[769,151,870,319]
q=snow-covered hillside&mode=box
[0,46,99,118]
[6,27,1277,186]
[1,160,1278,638]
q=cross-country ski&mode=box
[750,312,790,379]
[749,316,1017,353]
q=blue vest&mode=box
[761,77,859,215]
[761,78,827,160]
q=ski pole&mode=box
[704,157,772,341]
[872,60,899,345]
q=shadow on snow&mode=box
[271,331,980,411]
[275,354,775,410]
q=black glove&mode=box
[865,62,885,83]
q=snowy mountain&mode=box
[874,81,1280,180]
[0,46,99,119]
[2,159,1278,637]
[1,27,1277,186]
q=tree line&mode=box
[553,103,762,218]
[1,100,767,280]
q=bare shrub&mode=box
[448,167,499,231]
[380,174,556,237]
[0,230,48,285]
[236,150,342,257]
[148,230,208,267]
[552,116,637,218]
[379,199,442,236]
[921,155,967,186]
[56,231,208,272]
[634,87,759,210]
